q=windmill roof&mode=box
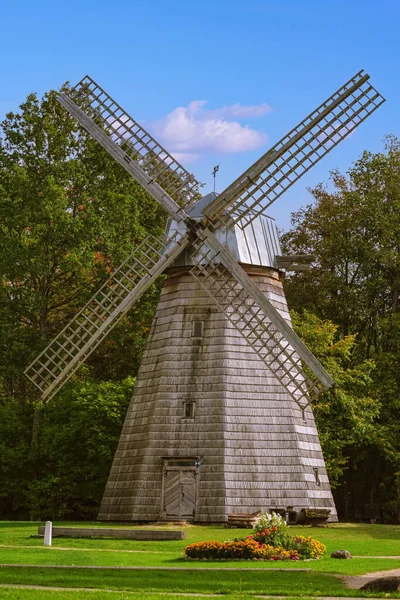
[188,192,218,219]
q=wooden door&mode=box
[163,469,196,519]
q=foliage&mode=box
[0,85,167,519]
[0,378,134,519]
[0,85,166,400]
[1,84,400,523]
[282,137,400,519]
[282,136,400,347]
[291,310,379,486]
[0,396,33,518]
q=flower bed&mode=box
[184,511,326,561]
[185,539,300,561]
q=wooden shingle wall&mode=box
[98,266,337,522]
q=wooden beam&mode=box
[202,72,372,221]
[58,95,188,223]
[33,233,191,402]
[200,228,334,389]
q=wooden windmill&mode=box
[25,71,384,522]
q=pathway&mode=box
[342,566,400,589]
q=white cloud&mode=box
[146,100,271,164]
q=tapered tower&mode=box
[99,200,336,521]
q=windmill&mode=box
[25,71,384,522]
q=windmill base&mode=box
[98,265,337,523]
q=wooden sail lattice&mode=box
[190,242,318,414]
[204,70,385,230]
[24,232,188,400]
[24,70,385,406]
[69,76,202,208]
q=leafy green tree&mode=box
[0,378,134,519]
[283,138,400,520]
[291,310,378,486]
[0,86,166,519]
[0,86,166,399]
[282,136,400,354]
[0,395,33,518]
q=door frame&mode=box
[161,458,200,521]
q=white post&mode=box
[44,521,52,547]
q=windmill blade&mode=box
[203,70,385,229]
[58,93,186,222]
[64,75,202,208]
[190,254,315,413]
[190,228,333,410]
[25,231,190,402]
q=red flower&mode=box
[273,526,277,531]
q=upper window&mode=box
[166,458,197,467]
[183,402,195,419]
[192,320,204,338]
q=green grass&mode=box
[0,567,349,595]
[1,521,399,574]
[0,592,345,600]
[0,521,400,597]
[0,591,271,600]
[2,520,400,555]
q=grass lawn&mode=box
[0,521,399,598]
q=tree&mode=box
[282,136,400,354]
[0,378,134,519]
[0,86,166,519]
[0,85,166,399]
[283,137,400,520]
[291,310,378,487]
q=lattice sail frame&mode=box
[24,70,385,403]
[190,242,318,414]
[70,76,203,208]
[203,70,385,230]
[25,231,189,400]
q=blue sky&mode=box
[1,0,398,229]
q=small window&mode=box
[313,468,321,486]
[183,402,195,419]
[167,458,196,467]
[192,321,204,338]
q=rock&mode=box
[330,550,352,559]
[361,576,400,592]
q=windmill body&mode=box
[99,193,337,522]
[24,71,384,523]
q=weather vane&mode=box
[211,164,219,193]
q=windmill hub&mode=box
[166,192,282,269]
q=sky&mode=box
[1,0,398,230]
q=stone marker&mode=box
[330,550,352,559]
[44,521,52,547]
[361,576,400,592]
